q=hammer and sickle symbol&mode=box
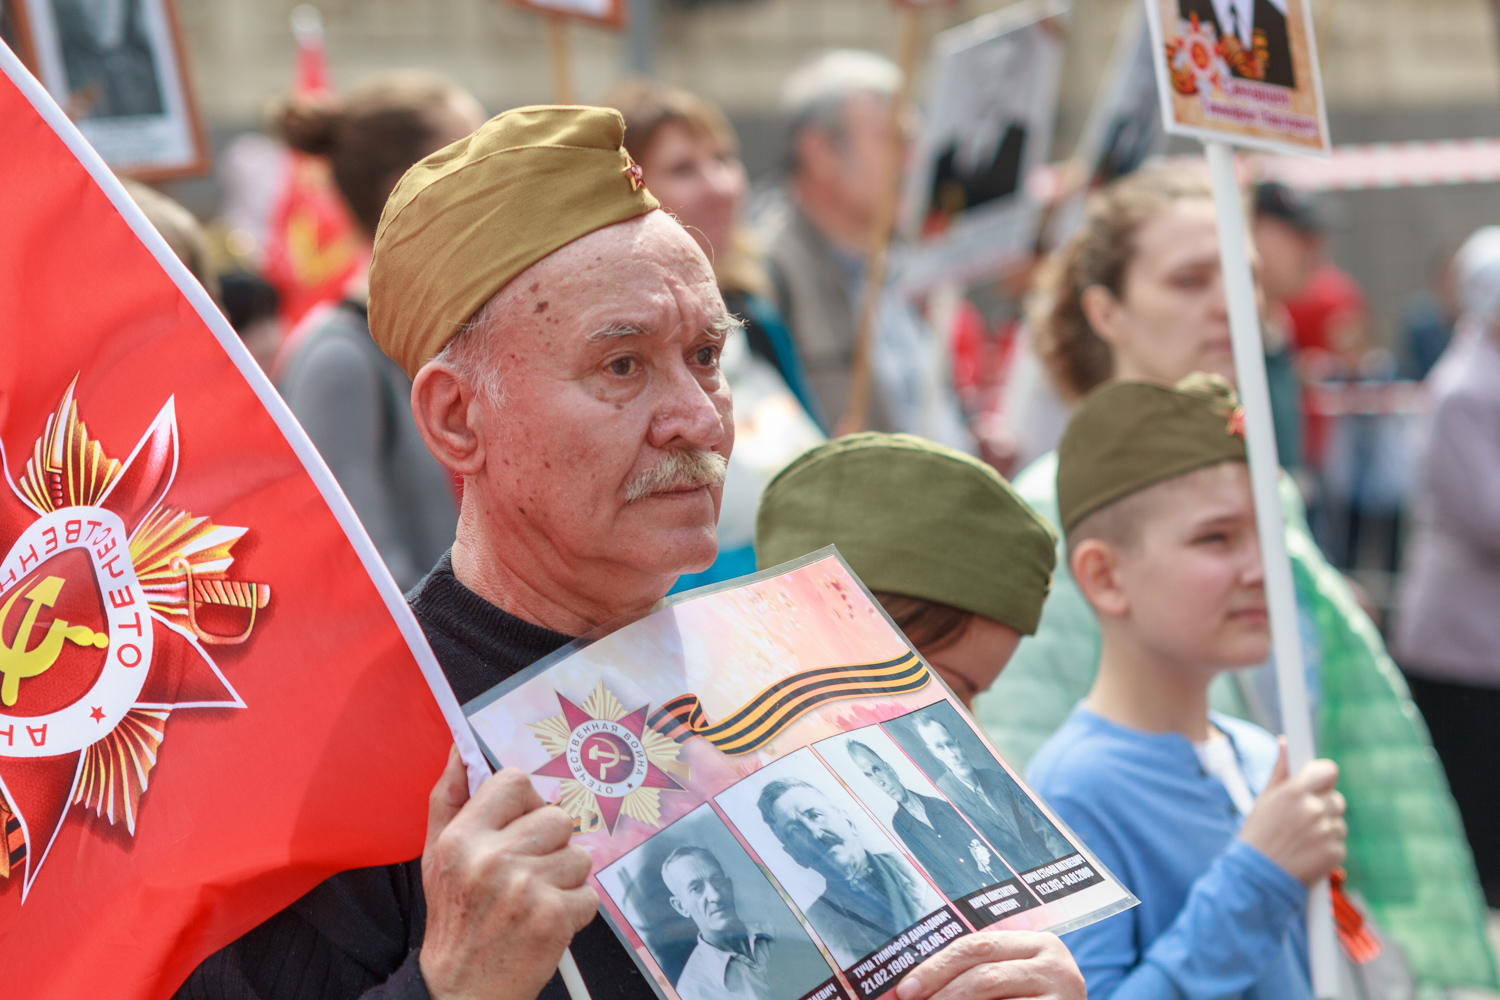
[0,576,109,707]
[587,740,625,782]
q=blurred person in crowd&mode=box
[969,165,1493,993]
[606,80,825,588]
[276,71,484,590]
[219,271,282,373]
[123,178,221,307]
[1252,181,1324,471]
[1399,245,1459,381]
[759,50,972,451]
[1393,226,1500,907]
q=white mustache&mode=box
[624,450,728,503]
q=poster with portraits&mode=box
[1142,0,1329,153]
[895,0,1068,295]
[1045,5,1169,245]
[14,0,207,177]
[464,550,1135,1000]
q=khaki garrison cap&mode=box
[368,105,661,377]
[755,433,1057,635]
[1057,373,1248,534]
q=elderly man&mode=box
[913,714,1072,873]
[846,740,998,898]
[660,846,829,1000]
[176,106,1082,1000]
[763,51,970,449]
[757,776,929,967]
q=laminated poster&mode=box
[1142,0,1329,153]
[464,550,1136,1000]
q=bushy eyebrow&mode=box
[585,313,745,343]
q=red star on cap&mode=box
[623,157,645,192]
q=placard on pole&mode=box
[507,0,625,104]
[1140,0,1338,993]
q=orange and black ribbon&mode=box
[647,651,929,756]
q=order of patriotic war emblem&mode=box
[0,376,271,899]
[529,681,687,836]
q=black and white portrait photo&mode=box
[818,728,1003,899]
[885,703,1073,874]
[19,0,205,175]
[716,749,944,969]
[596,804,832,1000]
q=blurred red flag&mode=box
[260,6,362,328]
[0,45,478,999]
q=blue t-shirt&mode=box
[1027,707,1311,1000]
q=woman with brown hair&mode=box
[606,80,825,590]
[276,71,484,590]
[974,166,1494,993]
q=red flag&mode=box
[0,44,482,999]
[260,7,363,328]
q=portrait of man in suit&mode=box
[757,777,929,967]
[52,0,164,118]
[906,713,1073,873]
[845,740,1000,898]
[1178,0,1295,88]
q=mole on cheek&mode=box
[534,300,549,314]
[529,282,540,293]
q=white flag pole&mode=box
[1204,140,1340,998]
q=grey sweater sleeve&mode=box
[285,336,424,588]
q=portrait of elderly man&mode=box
[846,740,1000,898]
[907,712,1073,874]
[174,105,1084,1000]
[659,846,831,1000]
[757,776,930,967]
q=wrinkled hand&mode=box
[1238,739,1347,886]
[418,748,598,1000]
[895,931,1085,1000]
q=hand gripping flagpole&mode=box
[1204,140,1341,999]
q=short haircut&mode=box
[913,714,952,740]
[660,845,723,885]
[780,50,899,171]
[757,777,819,830]
[845,740,883,764]
[1063,462,1232,559]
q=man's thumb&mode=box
[426,745,470,848]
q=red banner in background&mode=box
[260,6,362,328]
[0,43,475,1000]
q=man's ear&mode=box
[666,891,689,919]
[1071,538,1130,619]
[1079,284,1125,351]
[411,363,485,477]
[795,127,836,182]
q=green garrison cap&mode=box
[1057,373,1248,534]
[755,433,1057,635]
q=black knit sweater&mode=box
[174,554,653,1000]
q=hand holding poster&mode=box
[464,551,1135,1000]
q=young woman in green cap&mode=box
[755,431,1058,707]
[979,165,1495,992]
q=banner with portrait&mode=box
[464,550,1135,1000]
[14,0,207,177]
[1142,0,1329,153]
[894,0,1068,295]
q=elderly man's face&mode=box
[851,747,905,801]
[770,785,867,879]
[467,211,734,589]
[662,852,742,938]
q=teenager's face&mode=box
[639,121,746,266]
[1087,198,1237,386]
[1117,463,1269,671]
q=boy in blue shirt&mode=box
[1027,375,1347,1000]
